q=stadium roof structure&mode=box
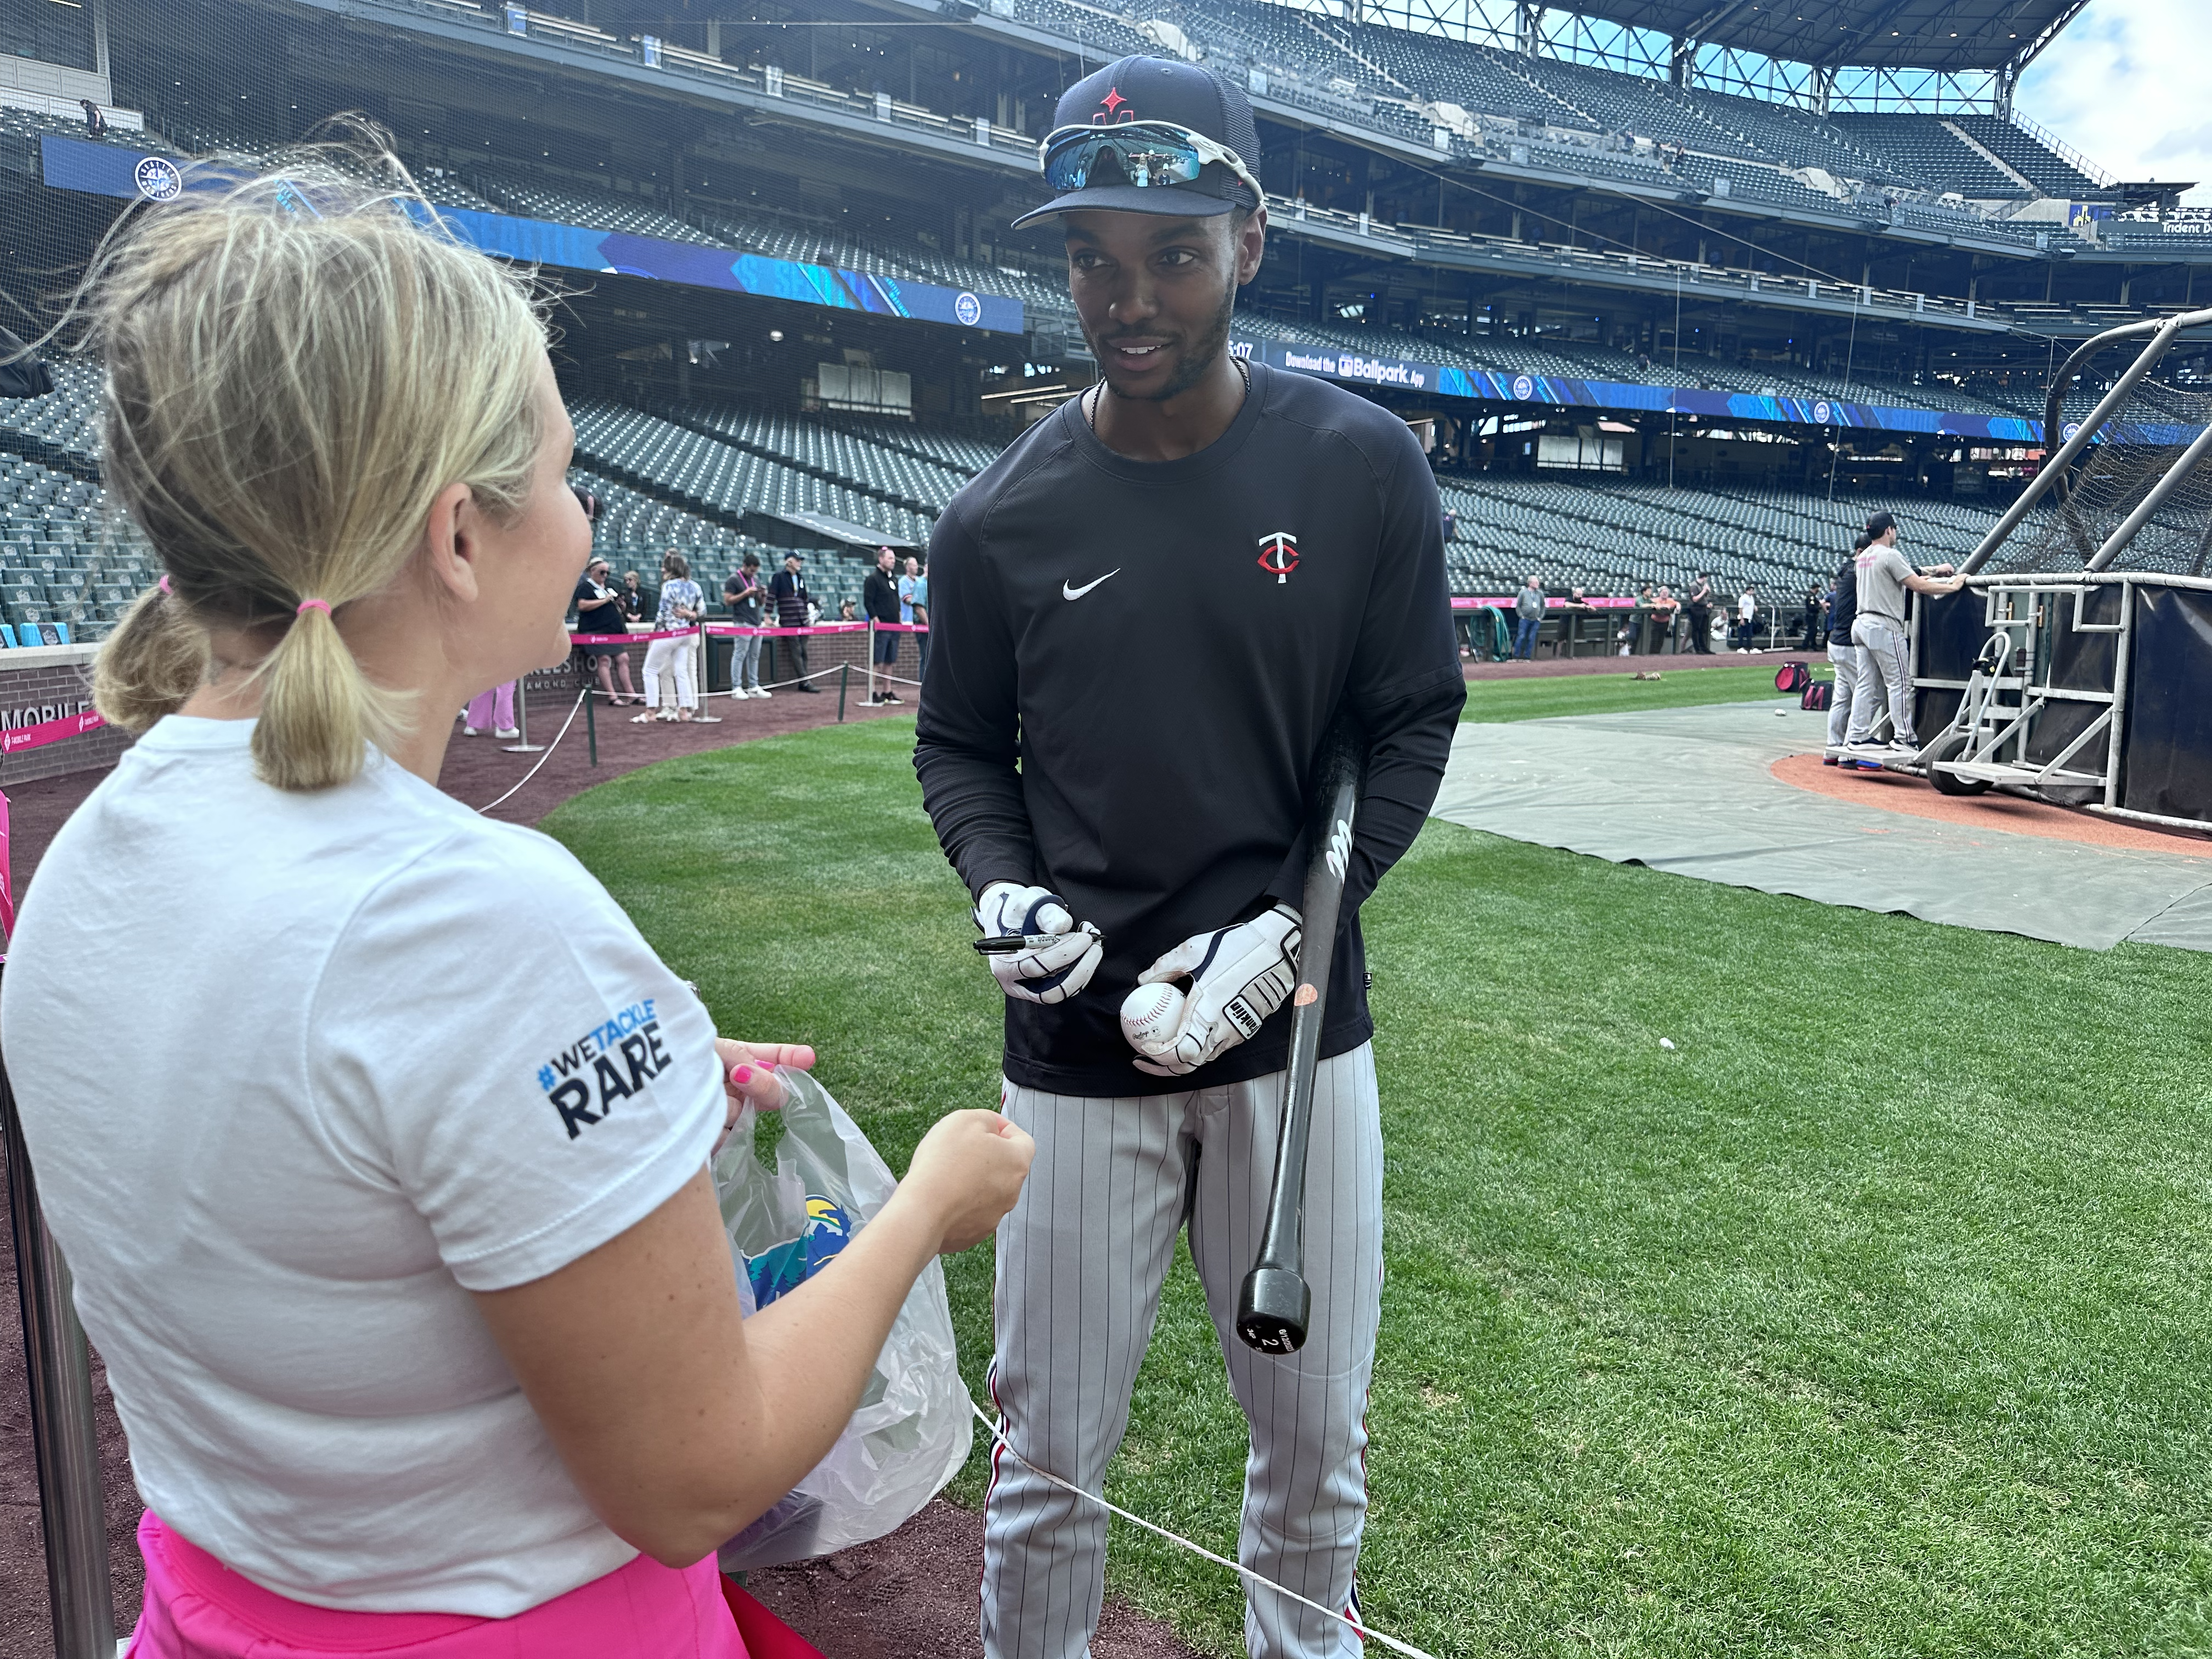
[1541,0,2094,72]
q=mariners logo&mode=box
[742,1195,856,1307]
[133,156,182,202]
[1812,399,1834,425]
[1256,531,1300,584]
[954,290,983,327]
[1510,374,1535,401]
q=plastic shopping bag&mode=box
[712,1067,971,1570]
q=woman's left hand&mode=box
[715,1039,816,1121]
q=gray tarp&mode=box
[1431,703,2212,952]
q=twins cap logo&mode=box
[1092,85,1135,125]
[1256,531,1299,584]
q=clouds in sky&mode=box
[2016,0,2212,201]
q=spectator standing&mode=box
[1735,584,1757,651]
[864,545,904,706]
[1513,572,1545,661]
[897,555,918,625]
[1844,510,1965,761]
[905,555,930,680]
[1651,584,1679,653]
[1620,582,1654,656]
[1800,583,1825,652]
[1822,535,1865,764]
[79,97,107,137]
[1685,572,1716,654]
[637,550,703,724]
[460,680,517,741]
[573,555,639,705]
[724,553,769,698]
[618,569,650,622]
[1565,586,1594,657]
[769,551,819,692]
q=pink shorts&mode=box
[126,1511,751,1659]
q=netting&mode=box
[1982,339,2212,577]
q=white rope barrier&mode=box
[966,1396,1437,1659]
[473,688,588,814]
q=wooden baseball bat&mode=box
[1235,715,1365,1355]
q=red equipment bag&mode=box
[1774,662,1811,693]
[1801,681,1833,712]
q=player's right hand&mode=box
[973,881,1102,1005]
[904,1109,1036,1252]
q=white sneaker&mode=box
[461,726,482,737]
[751,686,771,699]
[494,726,520,740]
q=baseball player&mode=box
[914,56,1464,1659]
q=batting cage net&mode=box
[1983,340,2212,578]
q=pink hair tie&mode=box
[295,598,332,618]
[156,574,171,597]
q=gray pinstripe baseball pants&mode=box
[981,1044,1384,1659]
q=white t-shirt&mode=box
[2,716,724,1616]
[1855,543,1914,625]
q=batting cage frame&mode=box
[1874,304,2212,832]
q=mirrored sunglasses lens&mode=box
[1045,133,1203,193]
[1123,145,1199,187]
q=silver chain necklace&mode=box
[1085,351,1249,431]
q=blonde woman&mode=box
[2,156,1032,1658]
[636,548,701,723]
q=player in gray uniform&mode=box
[914,57,1462,1659]
[1842,510,1964,763]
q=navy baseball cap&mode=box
[1013,56,1263,229]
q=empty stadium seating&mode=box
[0,454,151,640]
[571,400,933,546]
[1438,474,1989,600]
[1949,116,2106,198]
[1827,115,2022,199]
[471,172,727,246]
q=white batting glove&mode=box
[1130,904,1302,1077]
[974,881,1103,1005]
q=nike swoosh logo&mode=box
[1062,569,1121,601]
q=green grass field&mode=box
[544,679,2212,1659]
[1461,662,1817,724]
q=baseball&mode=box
[1119,981,1187,1054]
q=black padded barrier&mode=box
[2120,585,2212,823]
[1911,587,1983,742]
[2024,584,2118,776]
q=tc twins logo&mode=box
[1091,86,1135,125]
[536,1000,673,1139]
[1257,531,1300,584]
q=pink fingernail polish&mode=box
[732,1064,754,1084]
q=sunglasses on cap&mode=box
[1038,121,1262,208]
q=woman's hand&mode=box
[898,1110,1036,1253]
[715,1039,815,1136]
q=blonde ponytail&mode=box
[66,128,549,789]
[252,600,406,792]
[91,581,209,733]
